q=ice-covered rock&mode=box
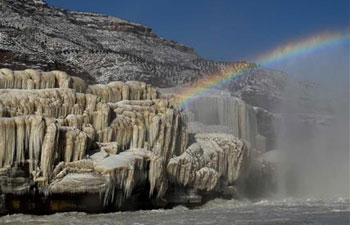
[0,68,258,213]
[0,69,189,211]
[50,148,167,207]
[167,133,250,194]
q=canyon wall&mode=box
[0,0,257,87]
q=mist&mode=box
[169,43,350,199]
[272,43,349,197]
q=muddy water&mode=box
[0,197,348,225]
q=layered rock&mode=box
[0,0,257,87]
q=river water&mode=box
[0,197,348,225]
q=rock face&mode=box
[229,69,288,112]
[0,68,252,213]
[0,0,256,87]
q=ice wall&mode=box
[182,90,265,154]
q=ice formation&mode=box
[0,69,253,212]
[167,133,250,192]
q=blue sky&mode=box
[46,0,349,61]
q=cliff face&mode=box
[0,0,256,87]
[0,68,251,213]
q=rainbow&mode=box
[255,31,349,66]
[174,31,349,107]
[173,62,255,106]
